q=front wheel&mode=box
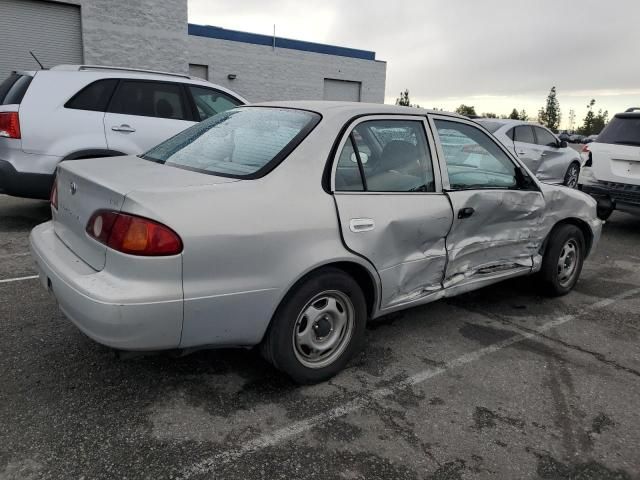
[260,268,367,384]
[563,162,580,188]
[537,224,585,296]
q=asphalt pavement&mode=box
[1,194,639,480]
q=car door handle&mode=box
[349,218,375,233]
[458,207,475,219]
[111,124,136,133]
[516,150,526,155]
[541,152,547,157]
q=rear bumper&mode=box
[580,182,640,216]
[0,159,53,199]
[29,222,183,350]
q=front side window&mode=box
[109,80,190,120]
[65,79,118,112]
[514,125,535,144]
[435,120,518,190]
[189,86,242,121]
[335,120,435,193]
[534,127,558,147]
[142,107,320,178]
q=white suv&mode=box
[579,107,640,219]
[0,65,246,199]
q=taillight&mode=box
[0,112,21,139]
[582,145,593,167]
[50,177,58,210]
[86,210,183,256]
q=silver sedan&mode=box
[30,102,601,384]
[477,119,582,188]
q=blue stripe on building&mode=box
[187,24,376,61]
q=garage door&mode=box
[0,0,83,80]
[323,79,361,102]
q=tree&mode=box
[509,108,520,120]
[396,89,420,108]
[455,104,477,117]
[568,109,576,132]
[578,99,599,135]
[538,86,561,132]
[519,109,529,121]
[482,112,498,118]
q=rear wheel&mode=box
[261,268,367,384]
[563,162,580,188]
[537,224,585,296]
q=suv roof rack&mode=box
[624,107,640,113]
[51,64,193,80]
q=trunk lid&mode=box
[53,155,239,270]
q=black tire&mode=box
[563,162,580,188]
[260,268,367,384]
[537,224,585,296]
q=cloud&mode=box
[189,0,640,121]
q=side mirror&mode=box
[350,152,369,164]
[560,140,568,148]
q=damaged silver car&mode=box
[30,102,602,384]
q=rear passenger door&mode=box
[104,80,196,155]
[332,116,454,311]
[511,125,544,175]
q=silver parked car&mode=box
[30,102,601,384]
[478,119,582,188]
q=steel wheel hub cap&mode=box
[293,290,355,369]
[557,239,579,287]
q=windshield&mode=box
[142,107,321,178]
[597,115,640,146]
[0,73,32,105]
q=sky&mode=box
[188,0,640,129]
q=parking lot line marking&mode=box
[179,287,640,480]
[0,252,30,259]
[0,275,38,284]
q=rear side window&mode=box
[65,79,118,112]
[514,125,535,144]
[0,73,32,105]
[336,120,435,193]
[189,86,242,121]
[109,80,190,120]
[597,115,640,146]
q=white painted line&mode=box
[0,252,30,259]
[0,275,38,284]
[179,287,640,480]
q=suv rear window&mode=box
[0,73,33,105]
[65,79,118,112]
[142,107,320,178]
[597,115,640,147]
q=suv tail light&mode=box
[0,112,21,139]
[50,177,58,210]
[582,144,593,167]
[86,210,183,256]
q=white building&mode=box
[0,0,387,103]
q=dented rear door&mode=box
[332,115,453,310]
[431,116,546,288]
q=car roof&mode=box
[476,118,541,127]
[43,65,248,102]
[249,100,465,119]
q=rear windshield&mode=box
[0,73,33,105]
[142,107,321,178]
[477,120,503,133]
[597,115,640,147]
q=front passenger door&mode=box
[432,117,546,289]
